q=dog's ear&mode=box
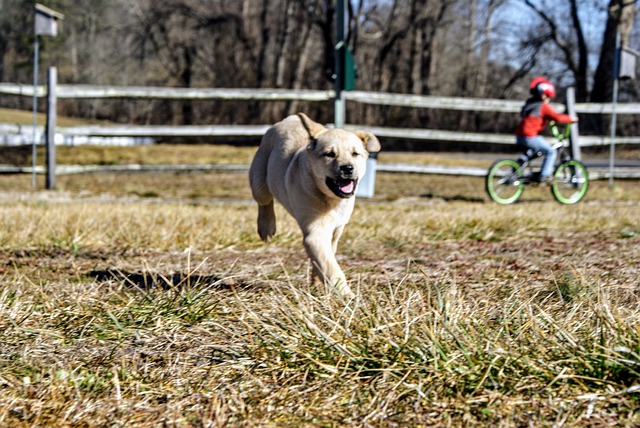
[298,113,326,140]
[307,139,317,152]
[353,131,381,153]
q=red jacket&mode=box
[515,99,573,137]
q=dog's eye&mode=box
[324,152,336,158]
[352,151,361,157]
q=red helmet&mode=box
[529,76,556,98]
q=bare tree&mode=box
[0,0,44,94]
[505,0,591,101]
[591,0,638,103]
[287,0,323,115]
[2,0,638,135]
[476,0,505,97]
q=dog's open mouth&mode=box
[326,177,358,198]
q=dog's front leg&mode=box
[303,230,353,298]
[331,225,344,254]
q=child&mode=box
[515,77,578,183]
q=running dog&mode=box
[249,113,380,297]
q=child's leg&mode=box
[527,136,556,178]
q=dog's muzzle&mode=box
[326,164,358,198]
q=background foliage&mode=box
[1,0,639,134]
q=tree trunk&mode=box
[590,0,637,103]
[409,0,425,95]
[276,0,297,88]
[422,0,450,96]
[180,46,194,125]
[477,0,503,98]
[287,0,318,116]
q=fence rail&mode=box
[0,83,335,101]
[1,161,637,180]
[5,82,640,113]
[345,90,640,115]
[5,123,640,148]
[0,80,638,187]
[2,82,640,147]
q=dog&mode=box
[249,113,381,298]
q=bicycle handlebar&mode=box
[549,121,571,141]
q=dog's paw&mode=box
[258,225,275,242]
[335,281,355,300]
[257,217,276,242]
[257,204,276,242]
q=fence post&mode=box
[45,66,56,190]
[333,0,346,128]
[565,87,581,161]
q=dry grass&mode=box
[0,197,638,426]
[0,107,113,127]
[0,143,639,426]
[0,139,638,204]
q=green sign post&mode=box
[334,0,358,127]
[343,44,357,91]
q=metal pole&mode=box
[45,67,57,190]
[334,0,346,128]
[565,87,581,161]
[609,31,620,189]
[32,36,39,189]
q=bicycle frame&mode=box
[516,137,572,180]
[485,122,589,205]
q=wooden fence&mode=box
[2,81,640,147]
[1,75,639,187]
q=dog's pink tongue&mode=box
[340,180,355,194]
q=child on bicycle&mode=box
[515,77,578,183]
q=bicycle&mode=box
[485,121,589,204]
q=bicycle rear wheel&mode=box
[486,159,525,204]
[551,160,589,204]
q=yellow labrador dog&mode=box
[249,113,380,298]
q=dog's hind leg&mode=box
[257,200,276,242]
[251,179,276,242]
[249,149,277,242]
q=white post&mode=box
[565,87,581,161]
[45,67,57,190]
[33,3,64,189]
[609,31,620,189]
[32,36,39,188]
[334,0,346,128]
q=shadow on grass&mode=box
[420,192,486,202]
[89,268,234,289]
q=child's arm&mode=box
[541,104,578,124]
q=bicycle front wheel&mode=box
[551,160,589,204]
[486,159,525,204]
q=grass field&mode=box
[0,140,639,426]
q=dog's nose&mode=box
[340,164,354,174]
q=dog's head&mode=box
[298,113,381,199]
